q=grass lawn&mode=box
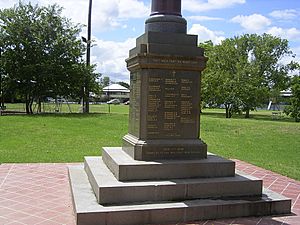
[0,107,299,180]
[201,110,300,180]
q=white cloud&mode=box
[267,27,300,41]
[292,46,300,57]
[231,14,271,32]
[118,0,149,18]
[60,0,149,31]
[188,24,225,44]
[0,0,14,9]
[230,13,300,42]
[279,46,300,74]
[269,9,299,20]
[0,0,149,32]
[91,38,136,82]
[183,0,246,12]
[292,46,300,65]
[189,16,224,21]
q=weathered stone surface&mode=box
[102,147,234,181]
[123,135,208,161]
[136,32,198,46]
[145,15,187,33]
[123,35,207,160]
[84,156,262,205]
[69,165,291,225]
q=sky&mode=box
[1,0,300,82]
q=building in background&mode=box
[103,84,130,103]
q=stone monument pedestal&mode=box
[69,1,291,224]
[69,147,291,225]
[122,31,208,161]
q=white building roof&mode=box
[280,90,292,97]
[103,84,130,93]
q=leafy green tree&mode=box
[284,72,300,122]
[117,81,130,89]
[201,34,292,118]
[0,2,93,114]
[100,76,110,88]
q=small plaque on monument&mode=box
[122,0,207,160]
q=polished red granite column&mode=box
[150,0,182,16]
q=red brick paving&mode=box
[0,160,299,225]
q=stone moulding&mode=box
[126,53,207,72]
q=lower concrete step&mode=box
[102,147,235,181]
[84,157,262,205]
[69,165,291,225]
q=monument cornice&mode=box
[126,53,207,72]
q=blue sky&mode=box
[1,0,300,82]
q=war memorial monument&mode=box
[69,0,291,224]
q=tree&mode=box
[118,81,130,89]
[284,67,300,122]
[100,76,110,88]
[201,34,292,118]
[0,2,94,114]
[200,40,241,118]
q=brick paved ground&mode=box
[0,160,299,225]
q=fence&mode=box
[0,102,129,115]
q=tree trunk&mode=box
[25,101,30,114]
[25,95,30,114]
[245,109,250,118]
[29,97,34,114]
[37,97,42,113]
[228,107,232,118]
[225,104,232,118]
[81,86,85,113]
[225,106,229,118]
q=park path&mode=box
[0,160,299,225]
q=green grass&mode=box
[0,113,128,162]
[201,110,300,180]
[0,107,299,180]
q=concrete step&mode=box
[69,165,291,225]
[85,157,263,205]
[102,147,235,181]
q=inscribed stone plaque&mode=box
[146,70,200,139]
[128,72,141,137]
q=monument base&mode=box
[102,147,233,181]
[123,134,207,161]
[68,147,291,225]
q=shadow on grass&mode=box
[201,111,295,123]
[2,110,295,123]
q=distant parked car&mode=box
[46,97,55,103]
[107,99,120,104]
[124,101,130,105]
